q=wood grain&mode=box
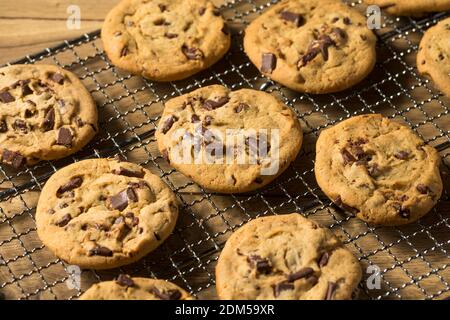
[0,0,120,64]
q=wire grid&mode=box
[0,0,449,300]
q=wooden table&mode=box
[0,0,120,65]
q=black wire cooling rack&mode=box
[0,0,449,300]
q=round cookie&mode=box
[364,0,450,16]
[101,0,231,81]
[243,0,377,94]
[80,275,193,300]
[36,158,178,269]
[155,85,303,193]
[417,17,450,98]
[215,214,362,300]
[0,64,97,168]
[315,114,442,226]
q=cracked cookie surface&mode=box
[315,114,442,226]
[243,0,377,94]
[0,64,97,168]
[80,276,193,300]
[155,85,303,193]
[417,17,450,98]
[36,158,178,269]
[215,214,362,300]
[364,0,450,16]
[101,0,231,81]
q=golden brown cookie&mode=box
[364,0,450,16]
[36,158,178,269]
[101,0,231,81]
[315,114,443,226]
[243,0,377,93]
[216,214,362,300]
[0,64,97,168]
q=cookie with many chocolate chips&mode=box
[216,214,362,300]
[0,64,97,168]
[243,0,377,94]
[315,114,443,226]
[155,85,303,193]
[101,0,231,81]
[36,158,178,269]
[364,0,450,16]
[80,276,193,300]
[417,17,450,98]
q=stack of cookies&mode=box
[1,0,447,300]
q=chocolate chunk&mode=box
[165,32,178,39]
[161,115,178,134]
[50,73,65,85]
[287,267,314,282]
[26,100,36,107]
[261,53,277,73]
[113,167,145,178]
[332,27,347,40]
[24,109,34,118]
[394,151,409,160]
[131,216,139,226]
[56,177,83,197]
[57,128,73,146]
[318,252,330,267]
[416,184,430,194]
[341,148,356,165]
[273,281,294,297]
[182,45,204,60]
[331,17,339,23]
[0,120,7,132]
[334,196,359,214]
[254,177,264,184]
[114,216,124,225]
[21,82,33,96]
[116,274,134,287]
[298,35,336,68]
[234,103,249,113]
[298,47,321,68]
[280,11,303,27]
[203,115,213,126]
[393,203,410,219]
[56,214,72,227]
[12,119,27,133]
[2,149,25,168]
[0,91,15,103]
[325,282,337,300]
[203,97,229,110]
[89,246,113,257]
[43,108,55,131]
[109,190,129,211]
[343,17,352,25]
[360,35,367,41]
[158,4,166,12]
[198,7,206,15]
[150,287,182,300]
[76,117,84,127]
[60,202,69,209]
[213,9,221,16]
[191,114,200,123]
[120,46,128,57]
[126,187,138,202]
[247,255,272,274]
[317,35,335,61]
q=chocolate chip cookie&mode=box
[417,17,450,98]
[36,158,178,269]
[101,0,231,81]
[80,275,193,300]
[0,64,97,168]
[216,214,362,300]
[315,114,443,226]
[364,0,450,16]
[155,85,303,193]
[243,0,377,94]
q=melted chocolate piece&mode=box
[2,149,25,168]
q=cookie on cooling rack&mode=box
[80,275,193,300]
[155,85,303,193]
[36,158,178,269]
[101,0,231,81]
[315,114,443,226]
[215,214,362,300]
[364,0,450,16]
[0,64,97,168]
[243,0,377,94]
[417,17,450,98]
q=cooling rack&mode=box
[0,0,449,300]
